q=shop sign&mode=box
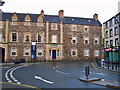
[104,48,112,51]
[50,44,58,46]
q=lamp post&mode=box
[0,0,5,6]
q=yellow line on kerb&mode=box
[91,62,120,74]
[0,82,41,89]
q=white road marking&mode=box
[5,64,28,84]
[97,73,105,75]
[55,70,69,75]
[53,66,58,70]
[35,75,54,84]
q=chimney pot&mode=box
[93,13,98,20]
[59,10,64,18]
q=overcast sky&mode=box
[0,0,120,23]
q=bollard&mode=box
[85,66,89,79]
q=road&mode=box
[1,60,119,89]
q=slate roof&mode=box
[2,12,102,26]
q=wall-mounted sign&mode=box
[31,42,36,59]
[50,44,58,46]
[104,48,112,51]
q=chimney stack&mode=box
[118,1,120,13]
[59,10,64,18]
[41,10,44,17]
[93,13,98,20]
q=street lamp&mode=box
[0,0,5,6]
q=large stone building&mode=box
[0,10,102,63]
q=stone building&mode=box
[0,10,102,63]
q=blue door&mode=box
[52,50,56,59]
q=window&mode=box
[85,37,88,44]
[95,50,99,56]
[25,48,29,56]
[115,27,118,35]
[106,41,108,48]
[72,49,77,56]
[25,20,30,25]
[12,18,17,25]
[57,50,59,56]
[110,40,113,47]
[73,36,76,44]
[85,26,88,31]
[38,19,43,26]
[115,38,118,47]
[114,16,119,24]
[106,31,108,38]
[94,37,98,44]
[110,29,113,37]
[52,35,57,43]
[25,35,30,42]
[12,48,16,56]
[38,49,42,56]
[109,20,112,27]
[0,21,2,28]
[0,34,1,42]
[38,34,42,43]
[73,25,76,31]
[49,50,51,56]
[84,49,89,56]
[12,33,17,42]
[52,24,57,30]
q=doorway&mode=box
[0,47,5,63]
[52,50,56,59]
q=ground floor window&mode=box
[72,49,77,56]
[25,48,29,56]
[49,50,51,56]
[95,50,99,56]
[84,49,89,56]
[12,48,16,56]
[38,49,42,56]
[57,50,59,56]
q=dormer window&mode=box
[12,18,17,25]
[51,23,57,30]
[38,19,43,26]
[25,19,30,26]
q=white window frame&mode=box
[12,18,17,25]
[25,20,30,26]
[12,48,17,56]
[72,36,76,44]
[85,36,88,44]
[38,49,42,56]
[0,21,2,28]
[95,50,99,56]
[84,49,89,56]
[25,48,30,56]
[94,37,99,44]
[85,26,88,31]
[72,49,77,56]
[52,35,57,43]
[12,33,17,42]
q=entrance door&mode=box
[0,47,5,63]
[52,50,56,59]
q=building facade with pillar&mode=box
[0,10,102,63]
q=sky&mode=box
[0,0,120,24]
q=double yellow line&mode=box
[0,82,41,90]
